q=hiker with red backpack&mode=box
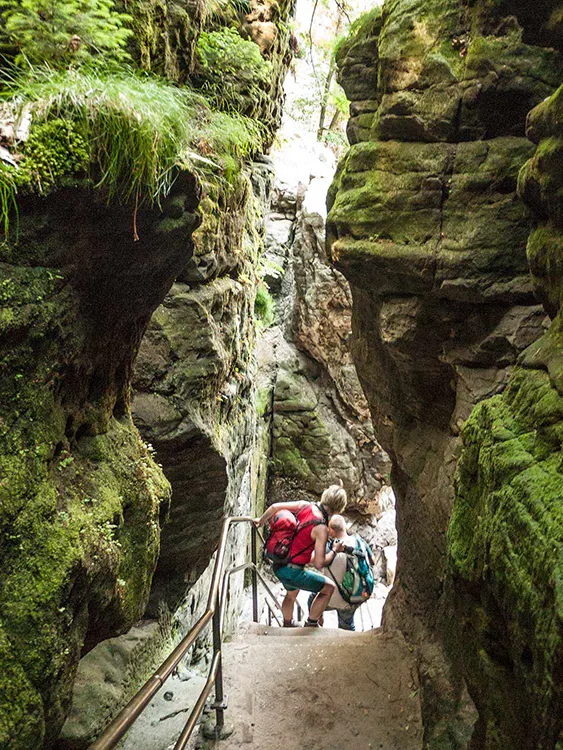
[255,483,348,628]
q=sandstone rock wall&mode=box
[0,179,199,748]
[260,166,391,509]
[132,163,274,615]
[327,0,562,744]
[448,84,563,749]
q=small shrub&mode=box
[254,282,275,328]
[196,27,272,114]
[0,0,132,68]
[0,67,265,234]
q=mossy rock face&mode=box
[0,181,200,745]
[132,165,274,615]
[447,69,563,750]
[329,0,563,744]
[328,137,535,302]
[123,0,204,81]
[449,367,563,748]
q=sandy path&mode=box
[208,625,423,750]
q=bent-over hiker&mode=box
[255,483,347,627]
[309,514,375,631]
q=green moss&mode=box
[335,6,383,62]
[448,366,563,748]
[255,386,271,418]
[14,119,89,194]
[195,27,273,115]
[0,416,169,744]
[272,441,312,481]
[0,624,44,747]
[0,256,170,743]
[254,282,275,328]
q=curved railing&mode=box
[90,516,285,749]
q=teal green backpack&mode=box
[331,537,375,605]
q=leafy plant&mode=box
[0,0,133,67]
[6,66,264,199]
[254,282,275,329]
[195,27,272,114]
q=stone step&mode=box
[212,627,423,750]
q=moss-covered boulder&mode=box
[0,178,199,747]
[449,368,563,748]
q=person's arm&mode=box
[254,501,308,527]
[312,525,338,569]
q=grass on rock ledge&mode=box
[0,65,266,235]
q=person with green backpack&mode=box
[308,514,375,631]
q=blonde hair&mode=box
[320,481,347,515]
[328,514,347,535]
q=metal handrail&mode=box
[90,516,279,749]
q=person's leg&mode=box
[308,581,336,622]
[337,607,356,631]
[307,592,326,626]
[276,566,333,627]
[282,588,299,626]
[307,592,315,613]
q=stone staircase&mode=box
[210,624,423,750]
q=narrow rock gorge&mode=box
[0,0,561,747]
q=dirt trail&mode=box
[208,624,423,750]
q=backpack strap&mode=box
[327,560,353,605]
[287,504,326,563]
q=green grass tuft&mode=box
[0,65,265,234]
[254,282,275,329]
[0,164,18,239]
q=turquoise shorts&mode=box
[275,563,327,593]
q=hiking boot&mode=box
[303,619,320,628]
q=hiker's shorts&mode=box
[275,563,327,593]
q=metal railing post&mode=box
[251,525,258,622]
[210,605,226,736]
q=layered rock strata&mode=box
[328,0,562,744]
[448,84,563,748]
[132,163,274,614]
[260,165,391,508]
[0,178,199,747]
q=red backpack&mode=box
[264,504,326,566]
